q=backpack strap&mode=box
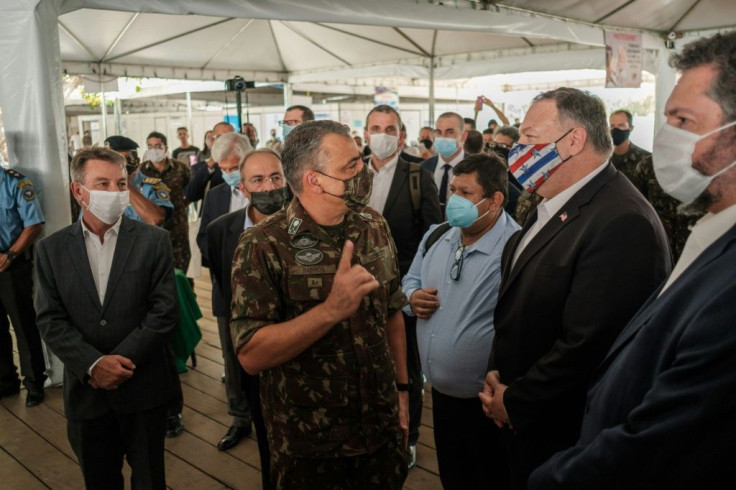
[408,163,422,216]
[422,222,452,257]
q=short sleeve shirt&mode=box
[0,169,45,250]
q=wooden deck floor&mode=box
[2,272,442,489]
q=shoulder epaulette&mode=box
[4,168,24,179]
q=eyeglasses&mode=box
[279,120,301,127]
[247,175,284,186]
[450,244,466,281]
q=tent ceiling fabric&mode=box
[55,0,736,82]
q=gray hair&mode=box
[212,133,252,164]
[70,147,125,183]
[532,87,613,156]
[281,120,351,194]
[239,148,282,172]
[670,31,736,123]
[494,125,520,143]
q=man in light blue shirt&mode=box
[402,153,519,490]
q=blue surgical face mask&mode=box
[445,194,488,228]
[282,124,296,139]
[222,169,241,188]
[434,137,459,158]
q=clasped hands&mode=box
[89,354,135,390]
[479,370,513,429]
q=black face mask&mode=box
[125,154,140,175]
[420,139,433,150]
[250,187,291,215]
[490,144,510,161]
[611,128,631,146]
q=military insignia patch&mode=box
[5,168,23,179]
[143,177,162,185]
[359,212,372,220]
[291,233,318,249]
[295,248,324,265]
[288,218,303,235]
[307,277,323,288]
[21,186,36,201]
[155,188,170,201]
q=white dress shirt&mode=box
[433,151,465,204]
[80,217,122,305]
[81,217,122,375]
[660,201,736,294]
[243,204,254,230]
[512,163,607,267]
[368,153,399,213]
[229,187,248,213]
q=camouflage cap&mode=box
[105,135,139,152]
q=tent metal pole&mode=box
[99,73,108,141]
[428,56,435,125]
[114,97,122,135]
[186,92,193,134]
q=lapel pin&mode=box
[559,212,568,222]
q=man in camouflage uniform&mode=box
[231,120,409,489]
[141,131,192,271]
[633,154,704,260]
[610,109,650,185]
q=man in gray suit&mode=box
[35,147,178,489]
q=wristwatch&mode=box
[6,252,16,262]
[396,379,412,392]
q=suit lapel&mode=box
[600,224,736,367]
[383,159,409,216]
[68,222,103,310]
[501,164,615,296]
[101,217,136,313]
[227,208,247,251]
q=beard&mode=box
[681,127,736,215]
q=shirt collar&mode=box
[689,201,736,248]
[536,162,607,222]
[439,150,465,167]
[81,214,122,239]
[370,153,399,175]
[443,211,513,256]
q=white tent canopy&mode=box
[1,0,735,234]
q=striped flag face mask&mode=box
[508,128,574,193]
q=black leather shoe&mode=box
[166,414,184,438]
[25,390,44,407]
[217,425,251,451]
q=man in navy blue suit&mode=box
[529,30,736,490]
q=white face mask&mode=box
[653,120,736,203]
[368,133,399,160]
[147,148,166,163]
[82,187,129,224]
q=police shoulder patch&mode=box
[155,188,171,201]
[21,186,36,201]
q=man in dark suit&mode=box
[422,112,467,214]
[184,121,234,204]
[35,148,178,489]
[196,133,253,267]
[479,88,672,489]
[207,148,287,487]
[196,133,255,445]
[364,105,442,467]
[529,31,736,490]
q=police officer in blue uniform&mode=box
[104,136,173,225]
[0,167,47,407]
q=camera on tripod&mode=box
[225,76,255,92]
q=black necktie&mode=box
[439,163,451,205]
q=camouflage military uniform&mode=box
[231,198,408,489]
[141,158,191,271]
[513,190,543,226]
[611,142,650,187]
[633,155,704,260]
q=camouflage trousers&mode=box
[272,438,408,490]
